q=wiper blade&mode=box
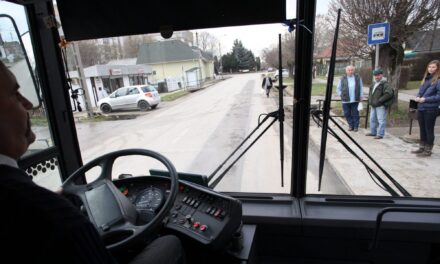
[277,34,285,187]
[318,9,341,191]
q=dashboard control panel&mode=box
[114,176,242,249]
[165,182,242,248]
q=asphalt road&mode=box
[30,73,349,194]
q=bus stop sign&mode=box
[368,22,389,45]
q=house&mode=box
[136,40,214,91]
[68,63,152,109]
[404,29,440,80]
[315,40,367,75]
[405,29,440,54]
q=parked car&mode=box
[98,85,161,113]
[273,69,289,80]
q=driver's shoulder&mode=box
[0,168,86,228]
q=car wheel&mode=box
[138,100,150,111]
[151,104,158,109]
[100,103,112,113]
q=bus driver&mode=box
[0,61,184,264]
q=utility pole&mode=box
[218,42,223,79]
[72,42,94,118]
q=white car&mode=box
[98,85,161,113]
[273,69,289,80]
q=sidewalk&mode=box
[308,117,440,197]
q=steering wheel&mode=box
[62,149,178,251]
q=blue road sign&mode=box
[367,22,390,45]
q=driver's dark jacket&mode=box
[0,165,116,264]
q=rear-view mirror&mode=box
[0,14,41,108]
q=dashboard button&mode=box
[200,225,208,232]
[220,211,227,219]
[214,209,222,217]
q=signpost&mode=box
[367,22,390,70]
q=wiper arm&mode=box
[208,34,288,189]
[208,111,279,189]
[312,111,409,196]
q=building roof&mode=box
[316,46,352,60]
[406,29,440,52]
[68,64,152,78]
[136,40,212,64]
[107,58,137,65]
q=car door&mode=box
[124,87,141,108]
[111,87,129,109]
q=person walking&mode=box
[336,65,364,132]
[261,74,273,98]
[411,60,440,157]
[365,69,394,139]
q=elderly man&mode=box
[0,61,184,263]
[337,65,364,132]
[365,68,394,139]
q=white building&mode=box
[68,63,152,110]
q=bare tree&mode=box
[329,0,440,107]
[198,32,218,54]
[282,32,295,77]
[262,46,278,68]
[76,40,100,67]
[261,32,295,76]
[314,14,333,57]
[124,35,154,58]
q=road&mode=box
[31,73,349,194]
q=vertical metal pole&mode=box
[292,0,316,197]
[73,42,94,117]
[375,44,379,70]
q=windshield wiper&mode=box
[315,9,410,197]
[207,111,279,188]
[207,34,287,189]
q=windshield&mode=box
[46,0,440,197]
[61,23,293,193]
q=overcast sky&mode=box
[1,0,332,59]
[197,0,331,58]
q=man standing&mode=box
[337,65,364,132]
[365,69,394,139]
[261,74,273,98]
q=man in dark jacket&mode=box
[365,69,394,139]
[262,74,273,98]
[0,61,184,263]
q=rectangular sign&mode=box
[367,22,390,45]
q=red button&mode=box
[200,225,208,231]
[193,222,200,229]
